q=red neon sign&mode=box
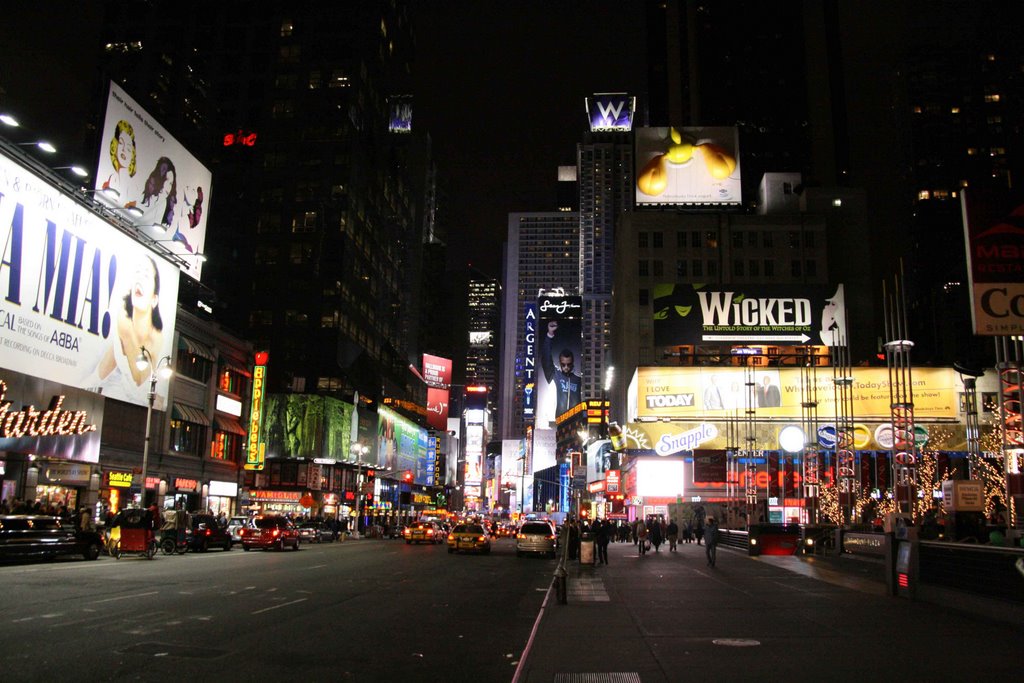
[223,130,258,147]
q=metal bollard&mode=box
[554,565,567,604]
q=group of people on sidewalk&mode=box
[632,515,719,566]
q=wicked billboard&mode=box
[653,283,847,347]
[263,394,354,461]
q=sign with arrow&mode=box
[652,283,847,347]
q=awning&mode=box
[221,362,252,378]
[178,336,215,361]
[173,402,210,425]
[214,415,247,436]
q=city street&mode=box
[0,536,550,682]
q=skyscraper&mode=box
[467,270,501,418]
[499,212,580,439]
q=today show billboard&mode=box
[653,283,848,348]
[0,149,181,410]
[94,82,212,281]
[635,126,741,206]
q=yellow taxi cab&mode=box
[447,522,490,555]
[403,520,443,545]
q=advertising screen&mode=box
[635,126,741,206]
[388,95,413,133]
[0,151,181,410]
[422,354,452,388]
[961,189,1024,336]
[585,93,635,132]
[653,283,847,347]
[377,405,429,484]
[426,386,449,431]
[633,458,686,497]
[94,82,212,281]
[262,394,354,461]
[631,366,959,421]
[534,294,583,427]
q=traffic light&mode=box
[403,470,413,483]
[365,468,376,502]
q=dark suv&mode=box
[0,515,104,562]
[187,514,232,552]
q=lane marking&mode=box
[89,591,159,604]
[251,598,307,615]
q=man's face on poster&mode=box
[559,352,574,375]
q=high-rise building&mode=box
[466,271,501,417]
[93,3,428,403]
[499,212,580,439]
[577,129,634,405]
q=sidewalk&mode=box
[514,539,1020,683]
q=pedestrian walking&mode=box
[636,522,649,556]
[694,515,705,546]
[595,518,610,565]
[704,516,720,567]
[666,518,679,552]
[684,520,693,543]
[649,517,663,552]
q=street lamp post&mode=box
[135,346,173,508]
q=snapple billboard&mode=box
[635,126,741,206]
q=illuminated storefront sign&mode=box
[208,480,237,497]
[246,489,302,503]
[244,352,268,470]
[106,471,133,488]
[962,189,1024,335]
[0,374,104,462]
[174,477,199,493]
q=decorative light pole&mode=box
[135,346,173,508]
[351,443,369,538]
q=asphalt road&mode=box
[0,536,553,682]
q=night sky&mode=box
[411,2,647,276]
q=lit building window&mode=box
[966,148,977,156]
[984,93,1001,103]
[918,190,931,200]
[832,198,842,207]
[281,20,294,37]
[950,107,960,114]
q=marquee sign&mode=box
[244,351,268,471]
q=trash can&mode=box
[579,532,596,565]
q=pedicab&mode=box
[110,507,158,560]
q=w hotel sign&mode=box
[962,189,1024,335]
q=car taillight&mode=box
[239,529,245,537]
[478,536,485,542]
[205,529,212,536]
[517,534,525,540]
[272,529,280,538]
[427,530,434,536]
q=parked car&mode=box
[0,515,104,562]
[447,523,491,555]
[226,516,249,545]
[516,521,557,558]
[187,514,232,552]
[239,515,300,551]
[403,520,443,544]
[297,521,334,543]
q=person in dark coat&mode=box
[649,517,663,552]
[694,515,705,546]
[666,518,679,552]
[704,516,720,567]
[594,518,611,565]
